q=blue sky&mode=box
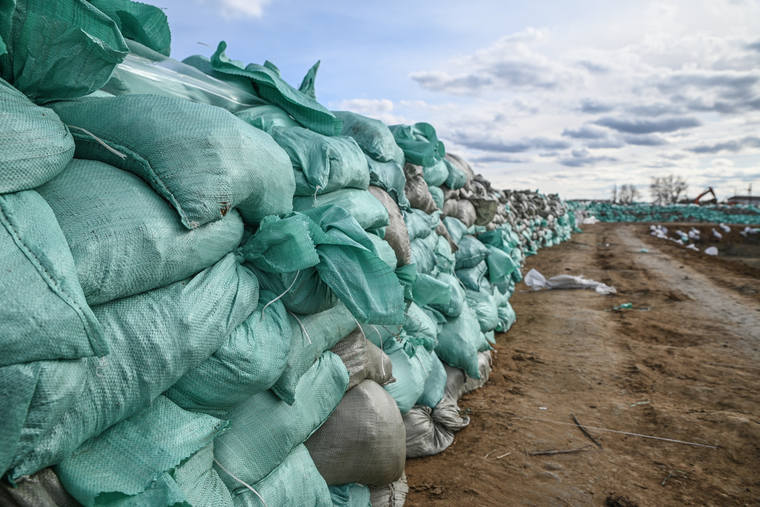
[156,0,760,201]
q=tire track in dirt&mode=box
[405,223,760,507]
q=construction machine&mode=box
[694,187,717,205]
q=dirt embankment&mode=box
[405,222,760,507]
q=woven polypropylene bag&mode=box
[0,0,129,102]
[0,78,74,193]
[455,235,490,269]
[7,254,258,480]
[368,186,411,267]
[403,405,454,459]
[429,272,465,318]
[366,157,411,210]
[416,353,447,409]
[208,41,341,137]
[329,483,372,507]
[330,327,394,392]
[293,188,389,232]
[423,159,448,187]
[164,290,292,417]
[435,303,482,380]
[381,338,430,414]
[0,190,106,367]
[49,94,295,228]
[403,163,437,214]
[213,352,349,490]
[55,396,228,507]
[272,303,356,405]
[270,126,370,196]
[465,288,499,333]
[231,444,332,507]
[234,104,300,133]
[37,159,244,305]
[389,123,444,168]
[305,379,406,487]
[333,111,405,165]
[89,0,171,56]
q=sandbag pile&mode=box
[0,2,576,506]
[570,201,760,224]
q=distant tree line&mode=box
[610,175,687,205]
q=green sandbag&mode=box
[244,206,405,325]
[207,41,341,136]
[49,94,295,228]
[404,302,439,351]
[164,291,292,417]
[366,157,411,210]
[333,111,405,165]
[455,235,490,269]
[38,159,244,305]
[0,359,87,479]
[88,0,171,56]
[329,484,372,507]
[423,159,449,187]
[381,338,430,414]
[444,159,467,190]
[213,352,349,490]
[55,396,229,507]
[429,272,465,318]
[368,233,398,269]
[0,190,106,367]
[456,260,489,291]
[0,78,74,193]
[7,254,258,481]
[442,216,468,244]
[410,238,437,275]
[234,104,299,133]
[394,263,417,301]
[273,303,356,405]
[465,289,499,333]
[435,303,482,380]
[416,353,447,409]
[497,300,517,333]
[251,266,340,315]
[485,245,518,285]
[0,0,129,102]
[411,273,451,308]
[429,185,444,209]
[389,123,445,167]
[433,234,456,274]
[404,208,439,241]
[293,188,389,231]
[233,444,332,507]
[270,127,369,196]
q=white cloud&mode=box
[332,99,408,125]
[217,0,272,18]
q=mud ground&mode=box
[405,222,760,507]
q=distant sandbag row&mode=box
[0,2,576,506]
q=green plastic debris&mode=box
[207,41,341,136]
[50,94,295,228]
[0,0,129,102]
[0,77,75,193]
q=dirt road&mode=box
[405,222,760,507]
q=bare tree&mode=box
[618,184,640,205]
[611,184,617,204]
[650,175,687,205]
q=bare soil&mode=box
[405,222,760,507]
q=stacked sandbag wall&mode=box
[569,201,760,224]
[0,2,576,506]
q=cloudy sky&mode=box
[156,0,760,201]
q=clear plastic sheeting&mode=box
[103,40,267,112]
[524,268,617,295]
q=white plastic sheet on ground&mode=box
[524,269,616,295]
[704,246,719,256]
